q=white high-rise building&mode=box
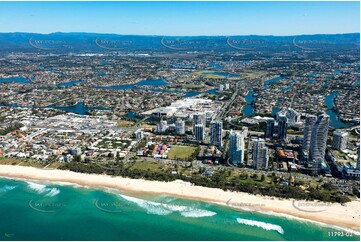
[194,124,204,141]
[240,126,248,138]
[228,130,245,165]
[277,107,301,127]
[175,119,185,135]
[192,113,206,134]
[156,120,168,133]
[302,114,317,153]
[309,114,329,165]
[210,120,223,147]
[248,138,268,170]
[135,130,144,140]
[218,84,224,91]
[332,131,348,151]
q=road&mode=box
[215,81,240,120]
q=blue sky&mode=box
[0,1,359,36]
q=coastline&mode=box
[0,164,359,233]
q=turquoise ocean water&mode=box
[0,178,359,241]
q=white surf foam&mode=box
[27,181,60,197]
[27,181,47,192]
[0,185,17,192]
[211,200,359,236]
[236,218,284,235]
[180,209,217,218]
[45,188,60,197]
[120,194,216,218]
[259,210,360,236]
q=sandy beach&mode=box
[0,164,359,233]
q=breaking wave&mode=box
[0,185,17,192]
[45,188,60,197]
[120,194,216,218]
[27,182,60,197]
[236,218,284,234]
[180,209,216,218]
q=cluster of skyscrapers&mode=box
[156,120,168,133]
[227,128,268,169]
[156,119,185,135]
[264,108,302,140]
[193,114,224,148]
[264,117,287,140]
[155,109,355,174]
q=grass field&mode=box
[117,120,135,127]
[193,71,240,80]
[140,123,156,129]
[167,145,197,160]
[192,70,264,80]
[239,71,265,79]
[127,160,168,171]
[0,157,45,168]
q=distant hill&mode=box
[0,32,359,53]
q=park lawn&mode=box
[239,71,265,79]
[193,71,240,80]
[128,160,166,171]
[118,120,135,127]
[167,145,197,160]
[229,170,274,186]
[140,123,156,129]
[298,177,323,189]
[193,70,264,81]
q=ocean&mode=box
[0,178,359,241]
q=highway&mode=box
[215,81,240,120]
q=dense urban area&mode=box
[0,33,359,203]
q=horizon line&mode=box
[0,31,360,38]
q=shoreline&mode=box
[0,164,359,233]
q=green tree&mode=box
[260,174,265,182]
